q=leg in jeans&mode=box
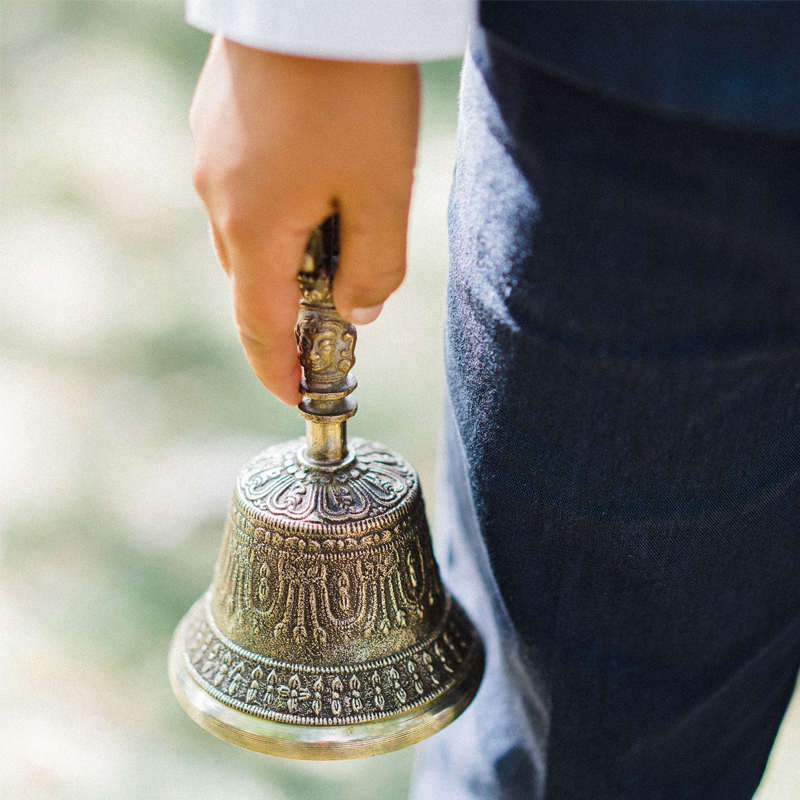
[412,30,800,800]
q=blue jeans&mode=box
[411,31,800,800]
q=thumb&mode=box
[333,201,409,324]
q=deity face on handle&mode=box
[297,312,356,388]
[310,329,338,371]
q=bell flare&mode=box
[168,592,484,759]
[168,437,485,759]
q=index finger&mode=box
[225,226,308,406]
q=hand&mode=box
[189,36,420,405]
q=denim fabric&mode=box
[410,394,550,800]
[480,1,800,135]
[411,30,800,800]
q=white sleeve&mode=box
[185,0,475,63]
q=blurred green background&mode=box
[0,2,797,799]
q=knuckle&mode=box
[236,320,272,359]
[233,303,286,356]
[191,168,252,243]
[217,205,253,243]
[233,304,264,345]
[191,160,209,198]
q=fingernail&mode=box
[349,303,384,325]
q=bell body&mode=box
[169,218,483,759]
[169,437,484,758]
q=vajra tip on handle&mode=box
[295,215,358,468]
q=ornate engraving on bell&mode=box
[168,216,484,759]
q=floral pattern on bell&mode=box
[177,592,481,726]
[239,437,414,524]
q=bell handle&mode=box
[295,215,357,468]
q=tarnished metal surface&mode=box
[169,217,484,758]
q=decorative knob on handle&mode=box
[295,215,357,468]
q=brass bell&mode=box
[169,216,484,759]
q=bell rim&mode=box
[168,623,484,760]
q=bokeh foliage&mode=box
[0,2,458,797]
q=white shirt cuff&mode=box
[186,0,474,63]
